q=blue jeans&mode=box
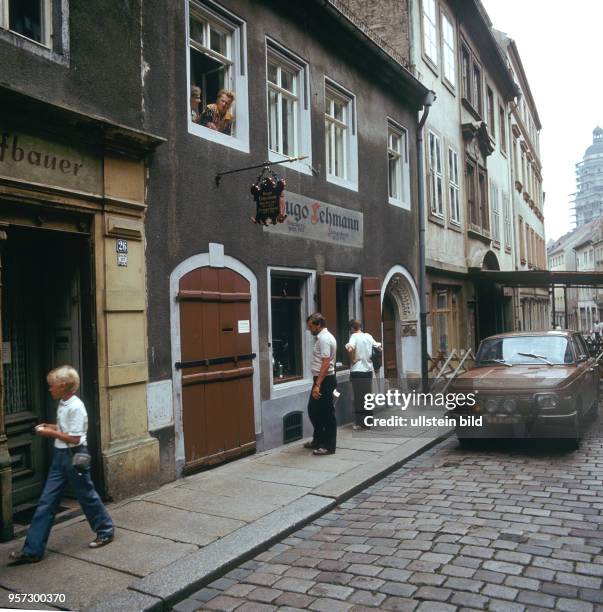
[23,447,114,557]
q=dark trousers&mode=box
[23,447,114,557]
[307,375,337,452]
[351,371,373,427]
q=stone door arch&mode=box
[381,266,420,384]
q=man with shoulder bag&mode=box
[346,319,382,430]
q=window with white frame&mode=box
[422,0,438,66]
[325,80,357,189]
[503,190,511,248]
[448,147,460,223]
[188,1,248,150]
[0,0,52,46]
[270,274,305,383]
[266,42,311,173]
[267,55,297,156]
[387,122,410,208]
[441,12,455,87]
[490,181,500,243]
[428,131,443,217]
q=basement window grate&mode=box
[283,411,303,444]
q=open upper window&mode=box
[266,41,312,174]
[325,79,358,191]
[188,1,249,152]
[0,0,52,46]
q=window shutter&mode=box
[362,277,382,342]
[318,274,337,333]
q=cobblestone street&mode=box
[180,416,603,612]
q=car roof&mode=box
[482,330,577,342]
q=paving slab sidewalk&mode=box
[0,422,451,611]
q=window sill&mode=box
[270,376,313,400]
[189,121,249,154]
[0,28,68,66]
[429,212,445,227]
[422,53,439,78]
[448,220,463,233]
[461,98,482,122]
[268,150,312,176]
[467,226,491,244]
[327,174,358,193]
[388,197,411,211]
[442,78,456,97]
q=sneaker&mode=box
[313,448,335,456]
[8,551,42,565]
[89,534,114,549]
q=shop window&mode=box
[388,121,410,209]
[188,1,249,152]
[270,275,304,383]
[1,0,52,46]
[266,41,311,174]
[325,79,358,190]
[433,288,459,354]
[428,131,443,217]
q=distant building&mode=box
[574,127,603,227]
[547,218,602,330]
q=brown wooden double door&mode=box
[178,267,255,473]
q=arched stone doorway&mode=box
[381,267,420,385]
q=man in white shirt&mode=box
[305,313,337,455]
[346,319,382,429]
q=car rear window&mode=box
[476,336,573,366]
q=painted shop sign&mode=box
[263,192,363,248]
[0,127,103,195]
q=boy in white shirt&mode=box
[9,365,114,565]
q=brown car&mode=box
[449,330,600,447]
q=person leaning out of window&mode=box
[346,319,382,430]
[200,89,235,135]
[190,85,202,123]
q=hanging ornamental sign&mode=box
[250,167,287,226]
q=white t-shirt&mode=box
[311,328,337,376]
[346,331,381,373]
[55,395,88,448]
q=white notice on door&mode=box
[238,320,250,334]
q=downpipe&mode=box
[417,91,436,392]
